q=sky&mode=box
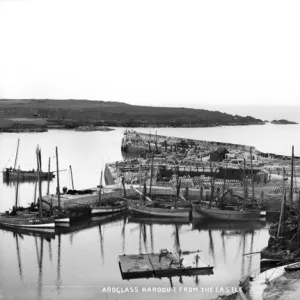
[0,0,300,111]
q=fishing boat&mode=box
[193,156,265,221]
[91,199,128,215]
[193,205,263,221]
[2,139,55,181]
[91,170,128,215]
[284,262,300,272]
[128,169,192,219]
[0,149,55,229]
[52,147,91,223]
[129,201,191,218]
[0,213,55,228]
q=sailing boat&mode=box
[53,147,92,223]
[128,165,191,219]
[193,157,265,221]
[2,139,55,181]
[0,147,55,228]
[91,170,128,215]
[261,148,300,264]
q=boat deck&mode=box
[118,251,213,279]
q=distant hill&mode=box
[0,99,265,130]
[271,119,298,125]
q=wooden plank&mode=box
[118,254,154,279]
[118,252,214,279]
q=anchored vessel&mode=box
[2,139,54,181]
[0,146,55,229]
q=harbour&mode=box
[1,125,300,299]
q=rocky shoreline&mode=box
[74,126,114,132]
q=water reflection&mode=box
[15,234,23,281]
[0,212,270,300]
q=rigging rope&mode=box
[3,140,18,170]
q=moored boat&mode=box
[193,204,263,221]
[2,139,54,182]
[91,170,128,215]
[284,262,300,272]
[91,199,128,215]
[0,211,55,228]
[2,168,54,181]
[52,147,92,224]
[129,201,191,218]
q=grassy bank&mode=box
[0,99,265,131]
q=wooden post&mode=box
[250,147,255,203]
[70,165,74,190]
[290,146,294,208]
[15,166,20,208]
[47,157,51,195]
[56,146,61,208]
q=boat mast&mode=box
[99,170,103,204]
[290,146,294,209]
[33,179,37,205]
[56,147,61,208]
[39,148,42,171]
[37,146,43,217]
[15,166,20,208]
[250,147,255,203]
[277,168,285,238]
[297,191,300,246]
[14,138,20,170]
[70,165,74,190]
[47,157,51,195]
[209,163,214,209]
[243,158,247,210]
[149,152,154,197]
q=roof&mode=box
[257,170,269,175]
[214,147,229,154]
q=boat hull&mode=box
[55,217,70,223]
[193,205,263,221]
[0,215,55,228]
[129,204,191,218]
[91,204,128,215]
[2,169,54,181]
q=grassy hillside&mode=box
[0,99,264,130]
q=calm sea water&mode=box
[0,125,299,300]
